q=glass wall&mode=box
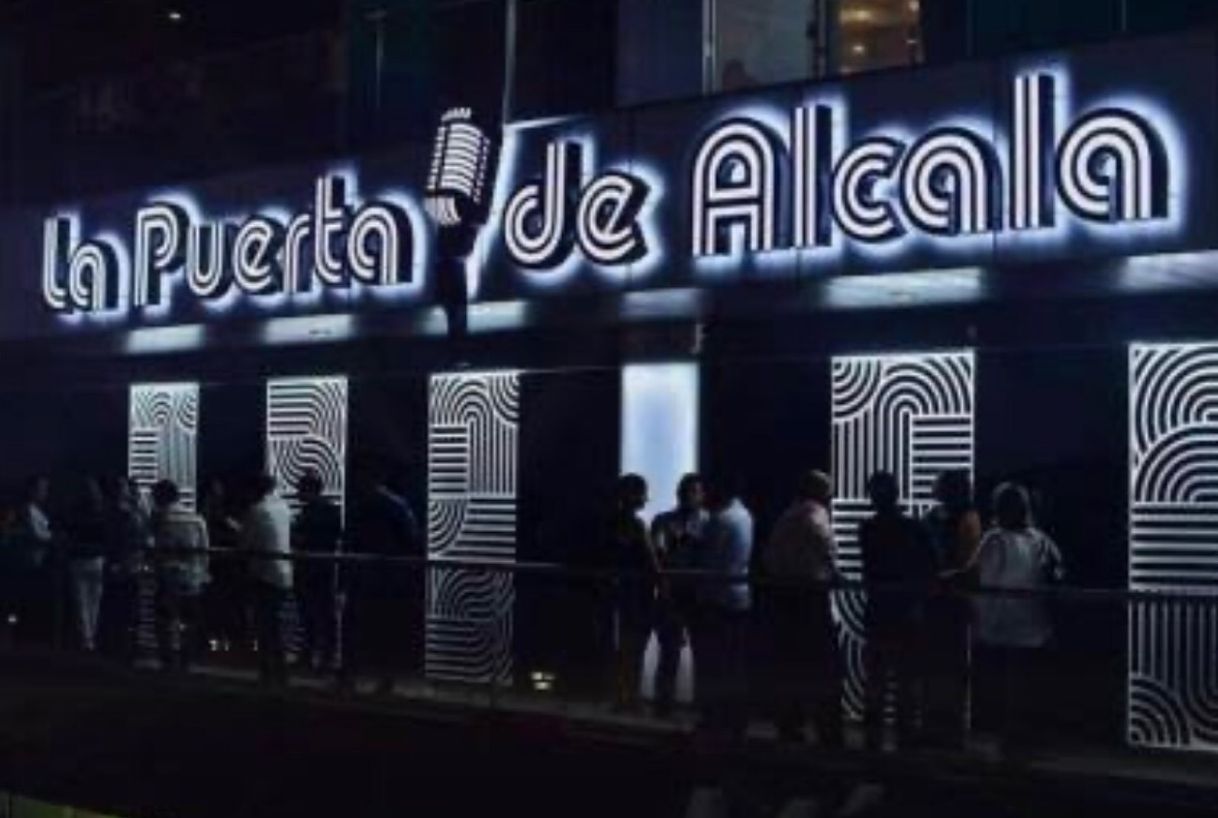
[712,0,924,92]
[709,0,1218,93]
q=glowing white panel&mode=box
[129,383,199,511]
[1129,343,1218,752]
[621,362,699,703]
[620,363,700,523]
[266,377,348,515]
[427,371,520,685]
[831,351,975,716]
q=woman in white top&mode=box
[972,482,1064,753]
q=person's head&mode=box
[297,469,324,502]
[253,473,278,501]
[703,473,745,512]
[934,470,973,512]
[111,475,133,504]
[616,473,648,514]
[151,479,180,510]
[82,476,104,510]
[352,457,388,495]
[797,470,833,506]
[866,471,901,513]
[676,473,704,512]
[992,482,1032,531]
[25,476,48,505]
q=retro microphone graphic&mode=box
[424,107,499,337]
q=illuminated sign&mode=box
[27,32,1217,331]
[504,141,653,268]
[42,172,426,316]
[425,107,496,229]
[502,70,1177,277]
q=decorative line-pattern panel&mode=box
[831,351,975,715]
[266,377,348,514]
[427,372,520,684]
[1129,343,1218,752]
[129,383,199,511]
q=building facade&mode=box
[3,0,1218,752]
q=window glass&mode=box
[713,0,924,91]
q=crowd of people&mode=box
[0,462,423,691]
[609,468,1065,752]
[0,460,1066,753]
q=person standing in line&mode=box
[341,461,421,695]
[64,477,107,652]
[762,469,844,747]
[971,482,1064,756]
[293,469,343,674]
[609,473,659,712]
[858,471,936,752]
[101,477,150,662]
[649,473,708,718]
[201,478,245,653]
[921,470,982,748]
[12,476,55,645]
[242,473,294,687]
[690,476,754,741]
[150,480,210,672]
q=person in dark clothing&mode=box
[921,470,981,748]
[340,461,422,694]
[610,473,659,712]
[64,477,108,651]
[761,469,843,747]
[201,478,245,653]
[9,476,56,646]
[649,473,707,718]
[293,469,343,673]
[100,477,149,662]
[858,471,936,751]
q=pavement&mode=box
[0,650,1216,818]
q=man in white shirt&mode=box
[691,476,754,739]
[151,480,210,671]
[243,474,294,686]
[762,470,843,746]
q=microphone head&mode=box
[425,107,497,229]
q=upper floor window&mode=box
[712,0,926,92]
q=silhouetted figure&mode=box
[341,462,421,695]
[762,470,844,747]
[649,473,707,718]
[293,469,342,673]
[972,482,1064,755]
[11,476,56,645]
[921,470,982,748]
[242,474,293,686]
[151,479,210,672]
[858,471,935,751]
[201,478,244,653]
[101,477,150,661]
[64,477,107,652]
[691,476,754,741]
[609,474,659,712]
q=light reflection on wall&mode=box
[620,362,700,529]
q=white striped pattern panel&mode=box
[830,351,975,717]
[129,383,199,511]
[427,372,520,685]
[1128,343,1218,752]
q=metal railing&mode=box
[2,542,1215,767]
